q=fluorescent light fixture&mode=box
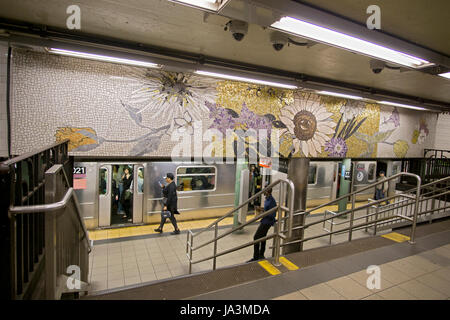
[195,70,298,89]
[438,72,450,79]
[271,17,433,69]
[378,101,426,111]
[47,48,162,69]
[318,90,363,100]
[168,0,230,12]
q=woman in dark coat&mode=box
[154,173,180,235]
[121,167,133,221]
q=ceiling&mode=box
[0,0,449,108]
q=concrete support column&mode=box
[283,157,309,254]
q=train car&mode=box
[73,158,402,229]
[73,160,236,229]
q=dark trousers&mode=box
[159,213,179,230]
[253,223,272,260]
[375,189,389,204]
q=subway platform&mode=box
[84,217,450,300]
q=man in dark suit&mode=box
[154,173,181,235]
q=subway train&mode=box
[73,159,402,230]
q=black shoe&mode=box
[171,229,180,235]
[154,228,162,233]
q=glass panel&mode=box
[308,165,317,184]
[368,164,376,181]
[137,167,144,193]
[177,175,215,191]
[177,166,216,175]
[392,164,399,175]
[99,168,107,195]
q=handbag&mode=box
[123,189,132,201]
[161,210,171,219]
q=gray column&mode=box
[283,157,309,254]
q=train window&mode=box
[368,164,376,181]
[392,164,399,175]
[99,168,107,195]
[176,166,216,192]
[137,168,144,193]
[308,165,317,184]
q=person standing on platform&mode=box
[247,188,277,262]
[154,173,181,235]
[375,171,389,204]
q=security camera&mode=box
[370,59,386,74]
[270,31,288,51]
[225,20,248,41]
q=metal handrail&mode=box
[293,172,421,216]
[191,178,295,238]
[186,178,295,273]
[9,188,74,214]
[8,191,92,254]
[279,172,422,248]
[8,166,92,254]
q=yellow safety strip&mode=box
[279,257,299,271]
[258,260,281,275]
[382,232,411,243]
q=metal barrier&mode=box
[186,178,295,274]
[279,172,423,249]
[280,173,450,250]
[0,140,91,300]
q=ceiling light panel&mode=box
[378,100,427,111]
[168,0,230,12]
[47,48,162,69]
[318,90,363,100]
[271,17,433,69]
[438,72,450,79]
[195,70,298,89]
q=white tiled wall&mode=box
[433,113,450,150]
[0,43,8,157]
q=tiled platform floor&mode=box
[273,243,450,300]
[88,224,259,292]
[87,208,374,292]
[87,201,368,241]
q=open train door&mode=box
[132,164,145,224]
[98,164,112,227]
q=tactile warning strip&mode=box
[258,260,281,275]
[381,232,410,243]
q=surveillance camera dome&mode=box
[232,33,245,41]
[228,20,248,42]
[370,59,386,74]
[270,31,288,51]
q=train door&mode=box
[352,161,377,200]
[132,165,145,224]
[98,164,112,227]
[331,162,341,200]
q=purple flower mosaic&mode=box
[324,137,348,157]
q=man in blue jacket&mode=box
[248,188,277,262]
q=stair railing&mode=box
[186,178,295,274]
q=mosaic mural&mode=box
[10,49,436,158]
